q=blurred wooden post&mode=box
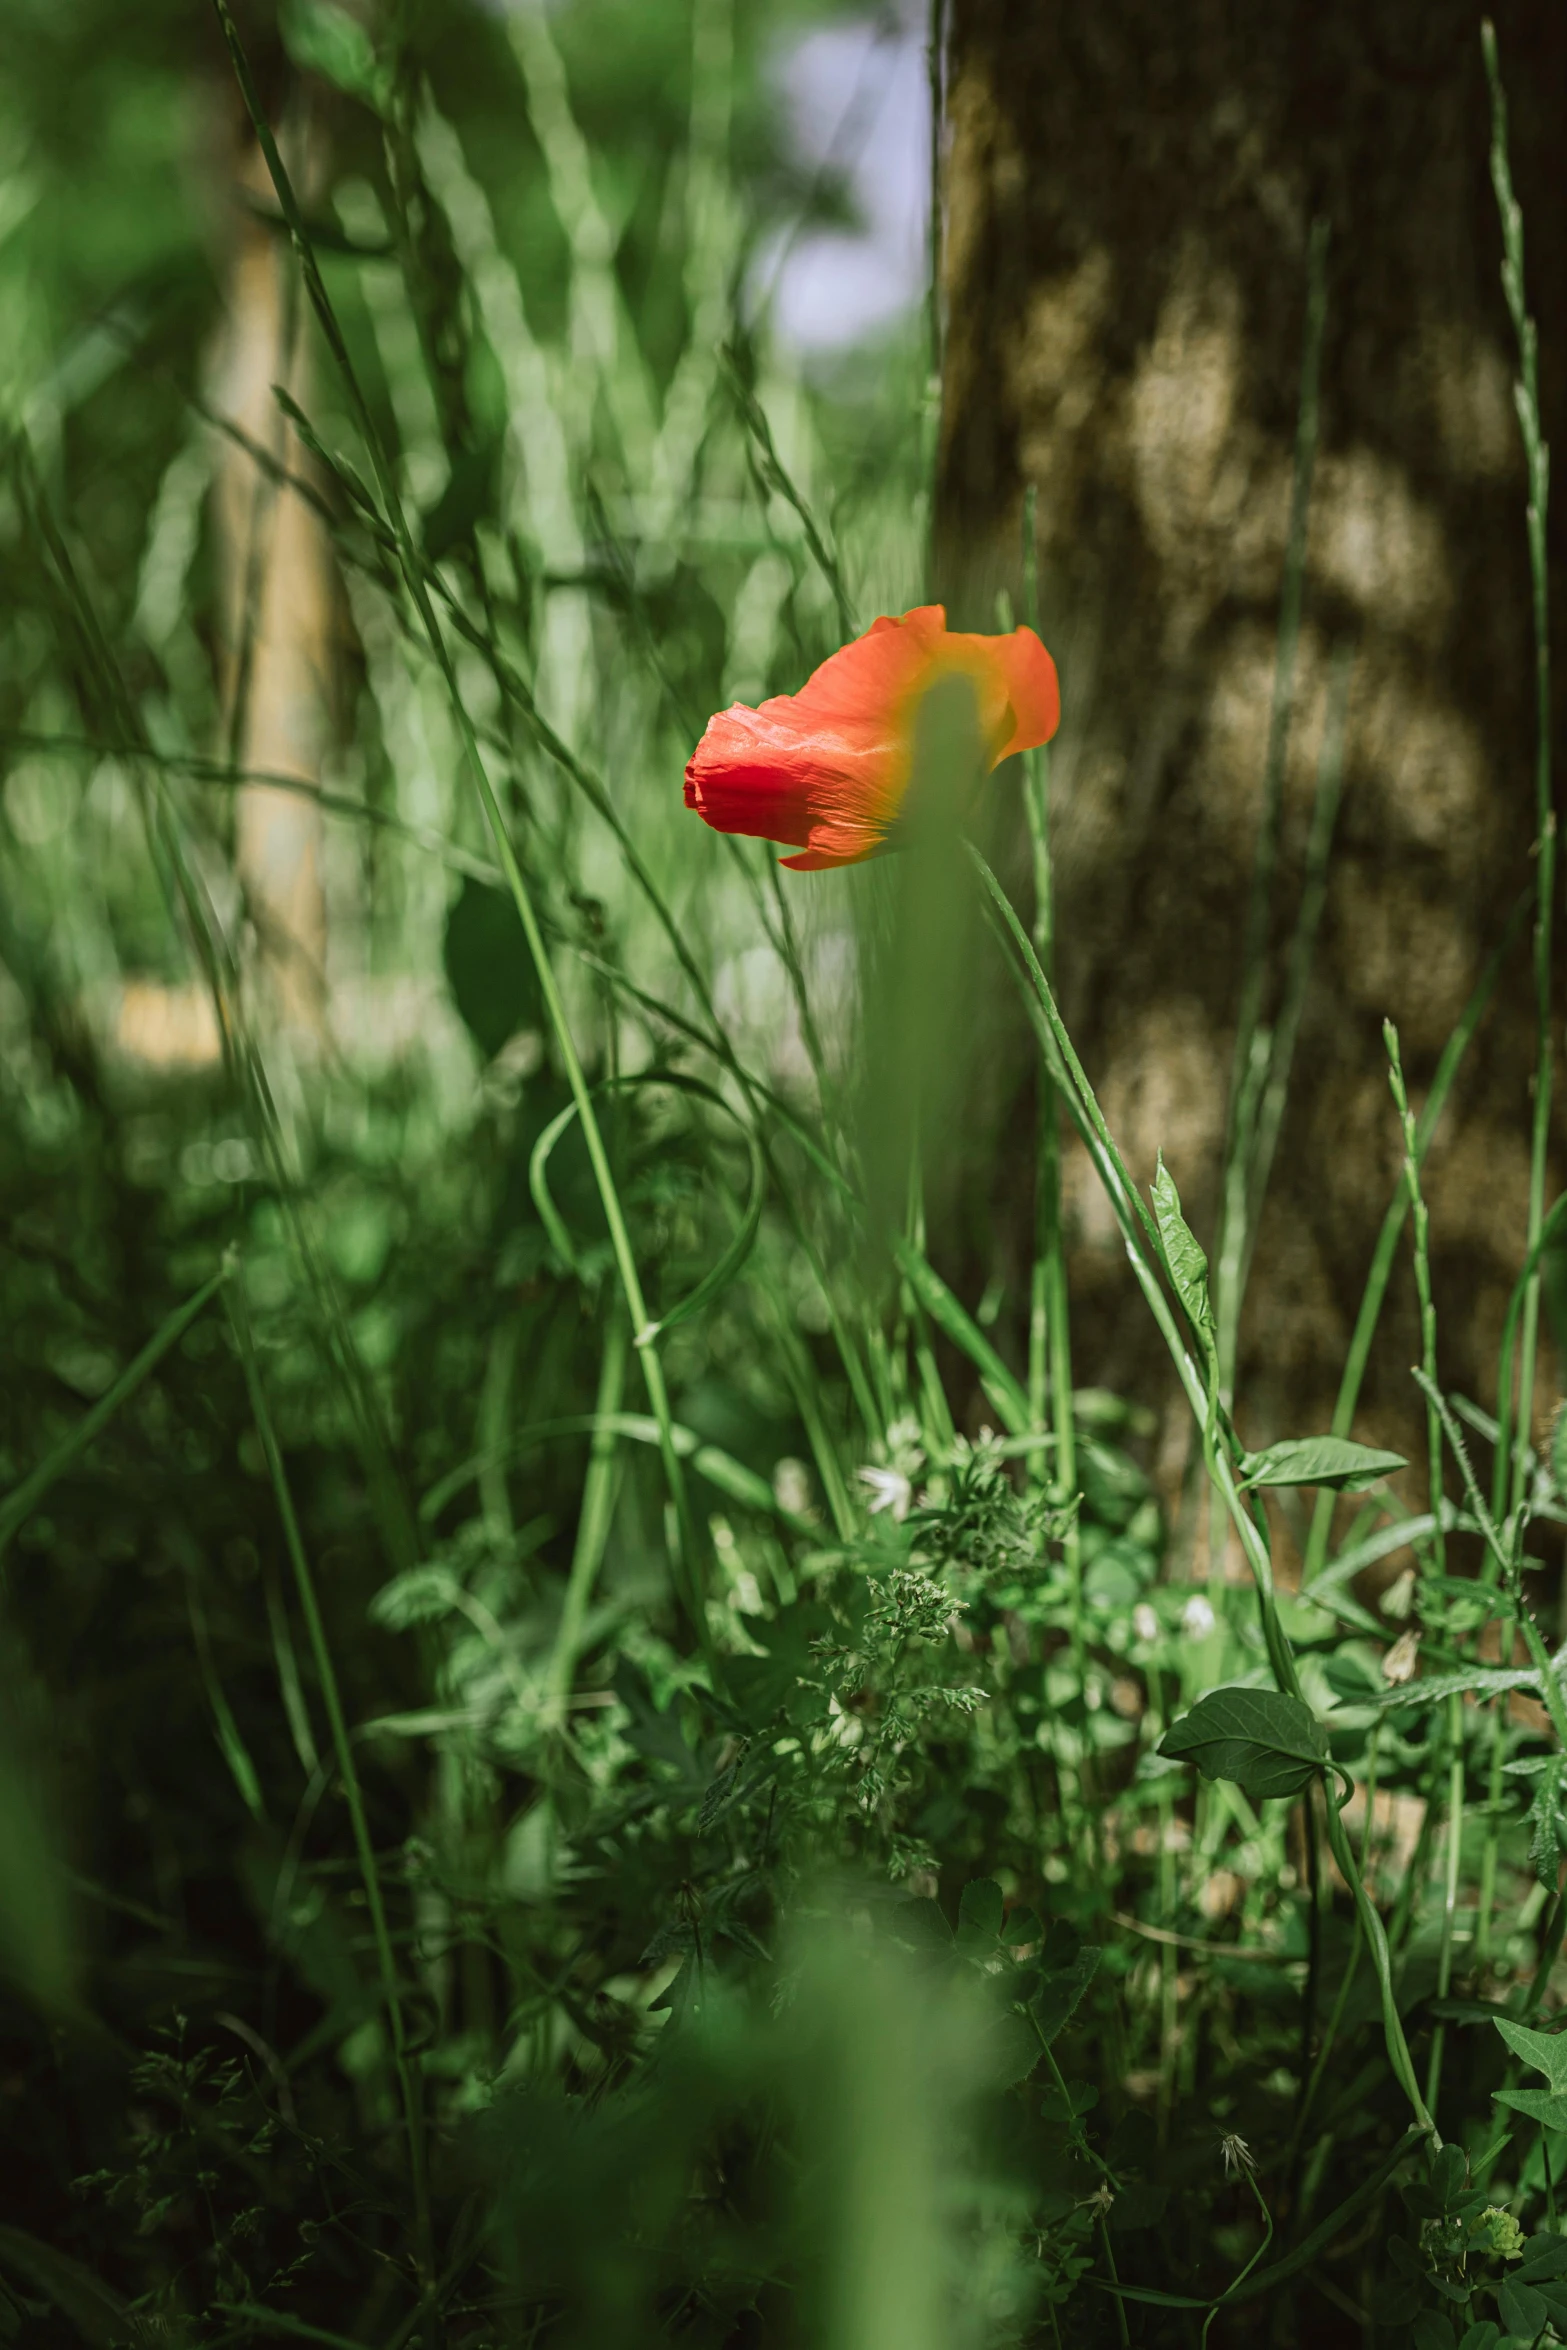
[211,133,332,1041]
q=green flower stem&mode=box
[1034,2038,1128,2349]
[1387,1022,1466,2115]
[1019,487,1085,1734]
[0,1261,228,1565]
[1482,20,1554,1530]
[1201,2163,1275,2349]
[546,1312,629,1715]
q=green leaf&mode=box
[1239,1436,1407,1492]
[1517,2235,1567,2279]
[443,876,543,1062]
[981,2009,1041,2090]
[1151,1154,1213,1354]
[279,0,388,106]
[1159,1685,1328,1800]
[1497,2278,1548,2338]
[1368,1664,1543,1712]
[957,1878,1004,1948]
[1494,2014,1567,2093]
[1526,1752,1567,1889]
[1411,2314,1456,2350]
[888,1898,952,1952]
[1493,2087,1567,2127]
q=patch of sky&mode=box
[756,2,930,356]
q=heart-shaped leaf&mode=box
[1160,1686,1328,1801]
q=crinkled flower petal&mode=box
[684,604,1060,871]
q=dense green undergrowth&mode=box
[1,5,1565,2345]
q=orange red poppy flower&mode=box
[683,603,1060,870]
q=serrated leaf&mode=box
[1240,1436,1407,1492]
[1526,1752,1567,1889]
[1368,1665,1543,1712]
[1159,1685,1328,1800]
[1002,1904,1043,1948]
[1151,1155,1213,1352]
[697,1747,750,1834]
[1494,2014,1567,2093]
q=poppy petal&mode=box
[991,626,1061,760]
[683,604,1060,871]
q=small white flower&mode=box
[1132,1602,1160,1644]
[1182,1593,1217,1639]
[1220,2133,1255,2178]
[858,1465,913,1522]
[1382,1628,1421,1685]
[1381,1565,1417,1621]
[773,1457,814,1518]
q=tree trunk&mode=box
[936,0,1567,1528]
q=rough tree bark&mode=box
[935,1,1567,1536]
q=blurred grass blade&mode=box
[889,1234,1028,1436]
[0,1263,228,1562]
[211,0,709,1643]
[531,1075,767,1343]
[420,1412,816,1537]
[0,1733,79,2017]
[0,2225,129,2346]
